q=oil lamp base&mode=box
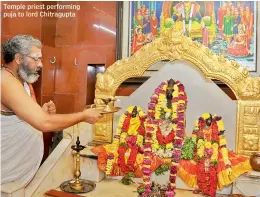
[60,179,96,194]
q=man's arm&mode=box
[1,73,99,132]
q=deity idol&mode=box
[141,79,188,197]
[178,113,252,197]
[91,106,163,178]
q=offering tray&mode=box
[60,179,96,194]
[86,104,121,114]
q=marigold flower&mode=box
[205,141,212,149]
[219,137,227,146]
[217,119,224,131]
[166,143,173,149]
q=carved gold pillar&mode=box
[237,100,260,156]
[91,114,113,145]
[88,97,114,146]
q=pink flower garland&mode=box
[142,80,188,197]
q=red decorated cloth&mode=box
[178,150,252,191]
[91,146,164,177]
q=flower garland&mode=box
[105,106,146,175]
[191,113,231,196]
[181,137,196,160]
[191,113,230,166]
[142,79,188,197]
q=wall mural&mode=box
[128,1,257,71]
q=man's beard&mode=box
[18,61,40,83]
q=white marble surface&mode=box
[80,156,105,182]
[43,178,233,197]
[232,171,260,197]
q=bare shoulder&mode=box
[1,69,20,85]
[1,69,23,87]
[1,68,47,130]
[1,70,27,109]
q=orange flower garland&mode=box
[105,106,146,175]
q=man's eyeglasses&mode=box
[26,55,43,62]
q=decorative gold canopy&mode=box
[93,29,260,156]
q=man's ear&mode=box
[14,54,22,64]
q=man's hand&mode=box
[82,108,102,124]
[42,100,56,115]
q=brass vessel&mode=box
[250,152,260,172]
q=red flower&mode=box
[169,175,176,183]
[205,148,213,156]
[122,114,131,131]
[172,97,179,102]
[146,126,154,131]
[199,121,206,129]
[118,146,127,155]
[178,85,184,92]
[148,111,155,117]
[146,132,153,138]
[126,135,137,146]
[144,143,152,148]
[138,126,145,135]
[127,146,138,165]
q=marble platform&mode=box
[82,146,232,195]
[78,146,105,182]
[232,171,260,196]
[43,178,243,197]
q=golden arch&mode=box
[93,29,260,156]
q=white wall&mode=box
[114,60,237,151]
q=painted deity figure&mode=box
[230,5,235,16]
[172,1,202,33]
[223,8,234,44]
[233,9,242,36]
[133,9,143,30]
[201,22,209,47]
[131,28,146,55]
[143,8,150,34]
[227,25,250,57]
[218,2,227,38]
[150,10,158,38]
[178,113,252,197]
[91,106,163,178]
[243,6,254,45]
[204,1,214,16]
[140,5,146,17]
[183,1,202,24]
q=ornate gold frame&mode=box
[93,29,260,156]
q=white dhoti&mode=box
[1,114,44,186]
